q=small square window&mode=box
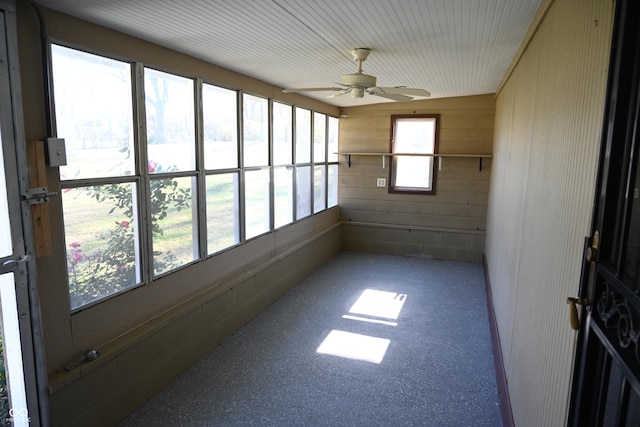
[389,115,439,194]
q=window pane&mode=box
[274,166,294,228]
[328,116,339,162]
[206,173,240,254]
[273,102,292,165]
[313,112,326,163]
[392,117,437,191]
[328,164,338,208]
[150,176,198,276]
[245,168,271,239]
[62,183,140,309]
[0,127,11,258]
[145,68,195,172]
[395,156,434,189]
[295,107,311,163]
[52,45,134,180]
[314,165,326,213]
[243,94,268,167]
[394,118,435,153]
[0,273,28,420]
[203,84,238,169]
[296,166,311,220]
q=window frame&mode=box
[142,66,200,278]
[52,44,145,311]
[388,114,439,195]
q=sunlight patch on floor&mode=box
[316,330,391,364]
[348,289,407,320]
[316,289,408,364]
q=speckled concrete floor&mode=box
[120,252,502,426]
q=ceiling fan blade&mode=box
[282,87,344,93]
[370,91,413,102]
[327,90,350,98]
[376,87,431,97]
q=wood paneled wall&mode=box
[339,94,495,261]
[485,0,613,425]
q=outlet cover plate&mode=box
[376,178,386,187]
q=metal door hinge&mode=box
[22,187,56,205]
[585,230,600,263]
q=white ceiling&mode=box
[37,0,542,107]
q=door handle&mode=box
[2,254,31,266]
[567,297,589,331]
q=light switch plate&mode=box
[46,137,67,166]
[376,178,386,187]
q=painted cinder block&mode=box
[50,362,119,425]
[164,308,205,349]
[410,230,440,244]
[115,331,165,387]
[202,289,234,325]
[453,248,483,262]
[92,374,149,427]
[438,232,470,247]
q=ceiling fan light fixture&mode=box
[350,88,365,98]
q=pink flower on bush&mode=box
[120,221,130,229]
[70,242,81,248]
[148,161,157,173]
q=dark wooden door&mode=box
[568,0,640,425]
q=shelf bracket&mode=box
[479,157,483,172]
[382,155,386,169]
[344,154,351,167]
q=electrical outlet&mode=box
[376,178,386,187]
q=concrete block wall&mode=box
[342,222,485,262]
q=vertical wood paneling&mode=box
[485,0,613,425]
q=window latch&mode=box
[22,187,57,205]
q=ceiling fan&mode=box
[282,48,431,102]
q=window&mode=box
[274,166,294,228]
[203,83,240,254]
[203,84,238,169]
[313,112,326,163]
[295,107,311,164]
[389,115,439,194]
[296,166,312,220]
[327,116,339,163]
[145,68,199,276]
[328,164,339,208]
[273,102,292,165]
[313,165,326,213]
[327,117,339,208]
[245,168,271,239]
[243,94,268,167]
[52,45,139,309]
[52,44,339,310]
[206,173,240,253]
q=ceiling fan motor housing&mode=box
[341,73,376,88]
